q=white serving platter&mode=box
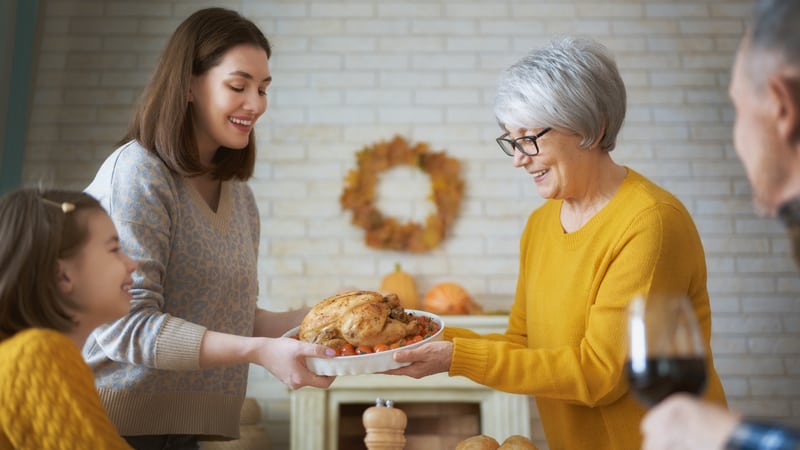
[282,309,444,376]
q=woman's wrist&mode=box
[242,335,270,365]
[199,330,267,368]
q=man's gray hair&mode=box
[752,0,800,66]
[747,0,800,87]
[494,36,626,152]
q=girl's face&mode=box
[189,44,271,162]
[58,210,137,329]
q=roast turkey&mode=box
[299,290,421,349]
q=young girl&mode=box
[83,7,334,448]
[0,188,136,449]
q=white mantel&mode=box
[290,315,531,450]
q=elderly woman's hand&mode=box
[385,340,453,378]
[641,393,740,450]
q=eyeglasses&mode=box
[496,128,552,157]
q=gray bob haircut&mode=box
[494,36,626,152]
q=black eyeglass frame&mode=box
[496,128,552,157]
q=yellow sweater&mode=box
[447,169,726,450]
[0,329,131,450]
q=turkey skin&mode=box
[299,290,421,349]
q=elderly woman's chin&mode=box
[533,180,557,199]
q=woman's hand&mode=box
[385,341,453,378]
[200,330,334,389]
[252,337,336,390]
[641,393,740,450]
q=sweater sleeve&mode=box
[85,143,206,370]
[449,201,707,406]
[0,330,132,450]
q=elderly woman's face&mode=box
[507,127,588,200]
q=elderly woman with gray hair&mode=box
[391,36,727,449]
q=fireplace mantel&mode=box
[290,315,532,450]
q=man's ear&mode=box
[769,74,800,145]
[56,260,74,295]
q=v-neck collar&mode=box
[553,168,635,241]
[185,180,232,233]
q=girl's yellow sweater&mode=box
[0,329,131,450]
[446,169,726,450]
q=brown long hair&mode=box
[0,189,104,340]
[122,7,271,181]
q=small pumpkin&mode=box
[423,282,483,315]
[379,263,420,310]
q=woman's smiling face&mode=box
[189,44,272,161]
[508,127,589,201]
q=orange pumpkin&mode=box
[379,263,420,310]
[423,282,482,315]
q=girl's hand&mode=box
[384,341,453,378]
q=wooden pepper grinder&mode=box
[363,398,407,450]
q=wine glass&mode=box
[625,295,708,407]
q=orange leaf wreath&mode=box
[340,135,465,252]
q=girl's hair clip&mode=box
[41,197,76,213]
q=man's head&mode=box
[730,0,800,217]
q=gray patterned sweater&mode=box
[84,140,260,439]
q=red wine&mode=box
[625,357,707,406]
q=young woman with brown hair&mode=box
[84,8,334,449]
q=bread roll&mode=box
[455,434,500,450]
[498,434,538,449]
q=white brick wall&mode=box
[22,1,800,448]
